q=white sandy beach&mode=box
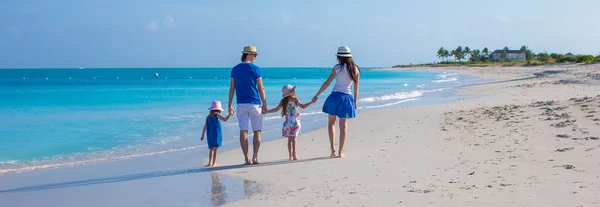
[2,64,599,207]
[217,64,600,206]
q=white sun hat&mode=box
[336,46,352,57]
[281,84,296,97]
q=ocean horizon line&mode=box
[0,66,387,70]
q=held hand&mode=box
[229,107,235,115]
[312,96,318,103]
[262,105,268,114]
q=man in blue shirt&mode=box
[228,46,268,165]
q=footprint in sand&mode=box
[556,147,574,152]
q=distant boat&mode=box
[155,73,159,77]
[78,67,84,70]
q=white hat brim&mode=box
[282,86,297,97]
[336,54,353,57]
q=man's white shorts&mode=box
[236,104,263,131]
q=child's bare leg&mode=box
[207,148,214,167]
[327,115,337,157]
[291,136,298,160]
[287,137,293,159]
[338,118,348,158]
[212,148,219,166]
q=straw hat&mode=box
[208,100,224,111]
[241,46,258,54]
[281,84,296,97]
[336,46,352,57]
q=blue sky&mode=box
[1,0,599,68]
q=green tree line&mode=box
[437,45,599,65]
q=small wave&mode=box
[359,91,423,103]
[163,115,200,120]
[423,88,449,93]
[0,145,206,175]
[416,84,426,88]
[150,136,183,145]
[432,77,458,83]
[0,160,17,166]
[359,98,418,109]
[263,111,323,121]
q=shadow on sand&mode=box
[0,156,332,194]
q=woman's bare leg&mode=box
[338,118,348,158]
[328,115,337,157]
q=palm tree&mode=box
[520,45,528,53]
[501,50,508,61]
[443,49,450,63]
[520,45,533,61]
[501,47,510,61]
[452,50,460,62]
[454,46,464,62]
[471,49,481,61]
[482,47,489,57]
[437,47,445,63]
[464,47,471,62]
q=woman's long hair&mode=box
[336,56,360,83]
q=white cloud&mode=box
[146,15,176,32]
[147,20,160,32]
[493,14,512,23]
[280,11,291,25]
[164,15,176,28]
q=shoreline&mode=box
[0,69,483,207]
[216,64,600,206]
[0,69,476,176]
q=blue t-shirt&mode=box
[231,63,262,105]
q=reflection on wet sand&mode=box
[243,179,260,198]
[208,172,262,206]
[209,173,227,206]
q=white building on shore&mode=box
[490,50,526,61]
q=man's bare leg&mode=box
[252,130,261,164]
[240,130,251,164]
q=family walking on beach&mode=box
[200,45,360,167]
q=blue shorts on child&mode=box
[322,92,356,118]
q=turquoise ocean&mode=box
[0,68,479,174]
